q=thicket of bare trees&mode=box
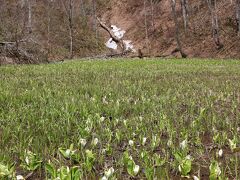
[0,0,240,64]
[0,0,109,64]
[168,0,239,56]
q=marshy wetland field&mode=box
[0,59,240,179]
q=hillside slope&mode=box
[100,0,240,58]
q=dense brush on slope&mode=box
[0,0,239,64]
[101,0,240,58]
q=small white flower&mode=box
[180,139,188,149]
[212,127,217,133]
[116,100,120,106]
[178,165,182,172]
[153,135,157,142]
[167,139,172,147]
[133,164,140,175]
[216,165,221,176]
[129,155,133,160]
[139,116,143,121]
[80,138,87,147]
[142,137,147,146]
[101,176,108,180]
[123,120,127,126]
[186,155,192,160]
[129,140,134,146]
[66,166,70,173]
[90,97,95,101]
[16,175,25,180]
[237,127,240,132]
[65,149,71,157]
[85,127,91,133]
[193,175,199,180]
[102,96,108,104]
[105,167,114,178]
[101,148,106,154]
[228,138,237,151]
[92,138,99,146]
[25,156,29,165]
[100,116,105,122]
[191,121,196,128]
[218,149,223,157]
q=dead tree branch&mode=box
[97,17,127,54]
[97,17,120,43]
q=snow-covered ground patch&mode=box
[105,38,118,50]
[105,25,136,53]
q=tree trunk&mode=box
[60,0,74,59]
[207,0,223,49]
[237,0,240,36]
[27,0,32,34]
[80,0,86,17]
[170,0,187,58]
[92,0,98,46]
[143,0,150,54]
[150,0,155,30]
[181,0,189,32]
[69,0,73,59]
[47,0,52,58]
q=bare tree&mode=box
[170,0,187,58]
[181,0,189,32]
[150,0,155,30]
[47,0,52,57]
[69,0,74,59]
[80,0,86,17]
[206,0,223,49]
[143,0,150,54]
[92,0,99,47]
[27,0,32,34]
[61,0,74,59]
[237,0,240,36]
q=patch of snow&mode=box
[111,25,125,39]
[105,38,118,50]
[105,25,136,52]
[123,40,136,52]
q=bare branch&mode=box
[97,17,120,43]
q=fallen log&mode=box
[97,17,126,54]
[97,17,120,43]
[0,40,47,65]
[0,42,16,45]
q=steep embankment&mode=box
[100,0,240,58]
